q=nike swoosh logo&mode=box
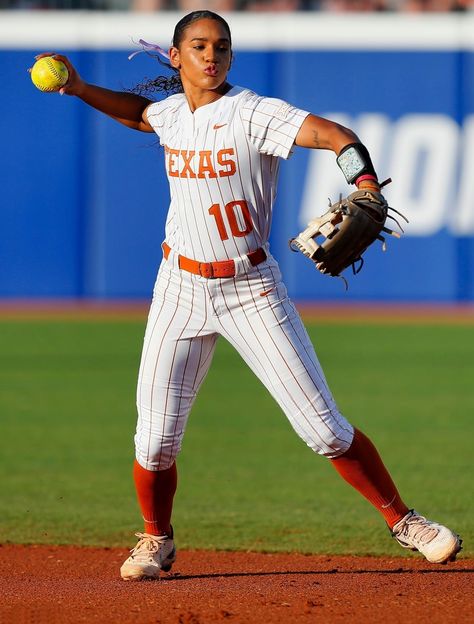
[213,123,227,130]
[381,494,397,509]
[259,287,275,297]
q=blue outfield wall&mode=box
[1,16,474,302]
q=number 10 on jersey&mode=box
[208,200,253,241]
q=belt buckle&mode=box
[199,262,214,279]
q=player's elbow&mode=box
[296,115,359,153]
[330,123,360,156]
[111,116,153,132]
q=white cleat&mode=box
[391,509,462,564]
[120,532,176,581]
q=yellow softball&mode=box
[30,57,69,92]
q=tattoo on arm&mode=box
[312,130,321,148]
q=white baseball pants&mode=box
[135,250,354,470]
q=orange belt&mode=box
[162,242,267,279]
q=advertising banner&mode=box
[1,13,473,301]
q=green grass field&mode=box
[1,317,472,557]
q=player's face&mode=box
[170,18,232,96]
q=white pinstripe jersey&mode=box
[147,86,310,263]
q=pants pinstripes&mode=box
[135,256,354,470]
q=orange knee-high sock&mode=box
[330,429,409,528]
[133,460,177,536]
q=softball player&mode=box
[44,10,461,579]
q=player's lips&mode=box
[204,65,219,77]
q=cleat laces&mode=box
[128,532,169,562]
[395,513,439,548]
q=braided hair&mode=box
[132,11,232,98]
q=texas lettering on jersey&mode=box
[164,146,237,179]
[147,87,310,260]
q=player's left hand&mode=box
[289,181,408,282]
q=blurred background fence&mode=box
[1,0,473,13]
[1,12,474,302]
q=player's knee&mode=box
[317,431,354,458]
[134,452,177,471]
[134,433,182,471]
[133,409,184,470]
[135,390,190,469]
[304,424,354,458]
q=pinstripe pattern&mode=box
[135,258,353,470]
[147,87,307,263]
[135,261,218,470]
[213,263,353,456]
[135,88,354,471]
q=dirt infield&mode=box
[1,545,472,624]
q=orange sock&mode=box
[133,460,177,536]
[330,429,409,528]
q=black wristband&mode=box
[336,143,377,185]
